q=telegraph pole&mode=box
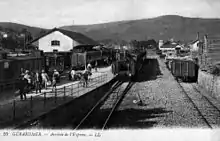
[85,51,87,70]
[20,33,25,50]
[3,33,8,49]
[24,34,25,50]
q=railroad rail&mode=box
[176,78,220,129]
[74,57,145,130]
[74,80,134,130]
[191,83,220,128]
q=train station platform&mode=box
[0,66,114,128]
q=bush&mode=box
[205,64,220,76]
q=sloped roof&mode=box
[73,45,110,52]
[189,39,199,44]
[73,45,96,50]
[161,43,176,48]
[30,28,98,45]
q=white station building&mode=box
[30,28,98,52]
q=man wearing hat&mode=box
[53,69,60,83]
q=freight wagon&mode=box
[170,59,198,82]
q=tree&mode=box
[2,35,19,50]
[39,29,47,36]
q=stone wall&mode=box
[198,69,220,101]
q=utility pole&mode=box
[24,34,25,50]
[3,33,8,49]
[85,51,87,70]
[20,33,25,50]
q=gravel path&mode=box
[109,56,208,128]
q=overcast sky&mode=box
[0,0,219,28]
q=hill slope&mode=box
[61,15,220,43]
[0,22,47,38]
[1,15,220,44]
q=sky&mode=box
[0,0,220,28]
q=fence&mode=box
[0,73,109,126]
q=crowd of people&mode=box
[69,62,94,87]
[17,69,60,100]
[17,61,98,100]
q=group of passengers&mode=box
[17,61,99,100]
[18,69,60,100]
[69,61,97,87]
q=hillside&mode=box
[0,22,47,38]
[61,15,220,43]
[1,15,220,45]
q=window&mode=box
[51,40,60,46]
[4,62,9,69]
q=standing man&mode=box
[82,69,89,87]
[41,70,49,89]
[95,61,98,72]
[52,76,57,92]
[87,62,92,72]
[18,75,28,100]
[53,69,60,83]
[71,68,76,81]
[24,70,31,93]
[35,71,42,94]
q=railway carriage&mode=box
[0,56,44,91]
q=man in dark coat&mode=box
[82,69,90,87]
[18,76,28,100]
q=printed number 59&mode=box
[3,132,8,136]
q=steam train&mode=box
[111,49,147,78]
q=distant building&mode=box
[158,40,164,50]
[188,32,203,59]
[189,39,200,52]
[30,28,98,53]
[160,42,176,55]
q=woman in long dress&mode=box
[41,70,49,89]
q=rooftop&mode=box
[30,28,99,45]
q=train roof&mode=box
[0,59,13,63]
[73,45,96,50]
[7,56,43,61]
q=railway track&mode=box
[74,58,145,129]
[176,79,220,128]
[74,80,134,130]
